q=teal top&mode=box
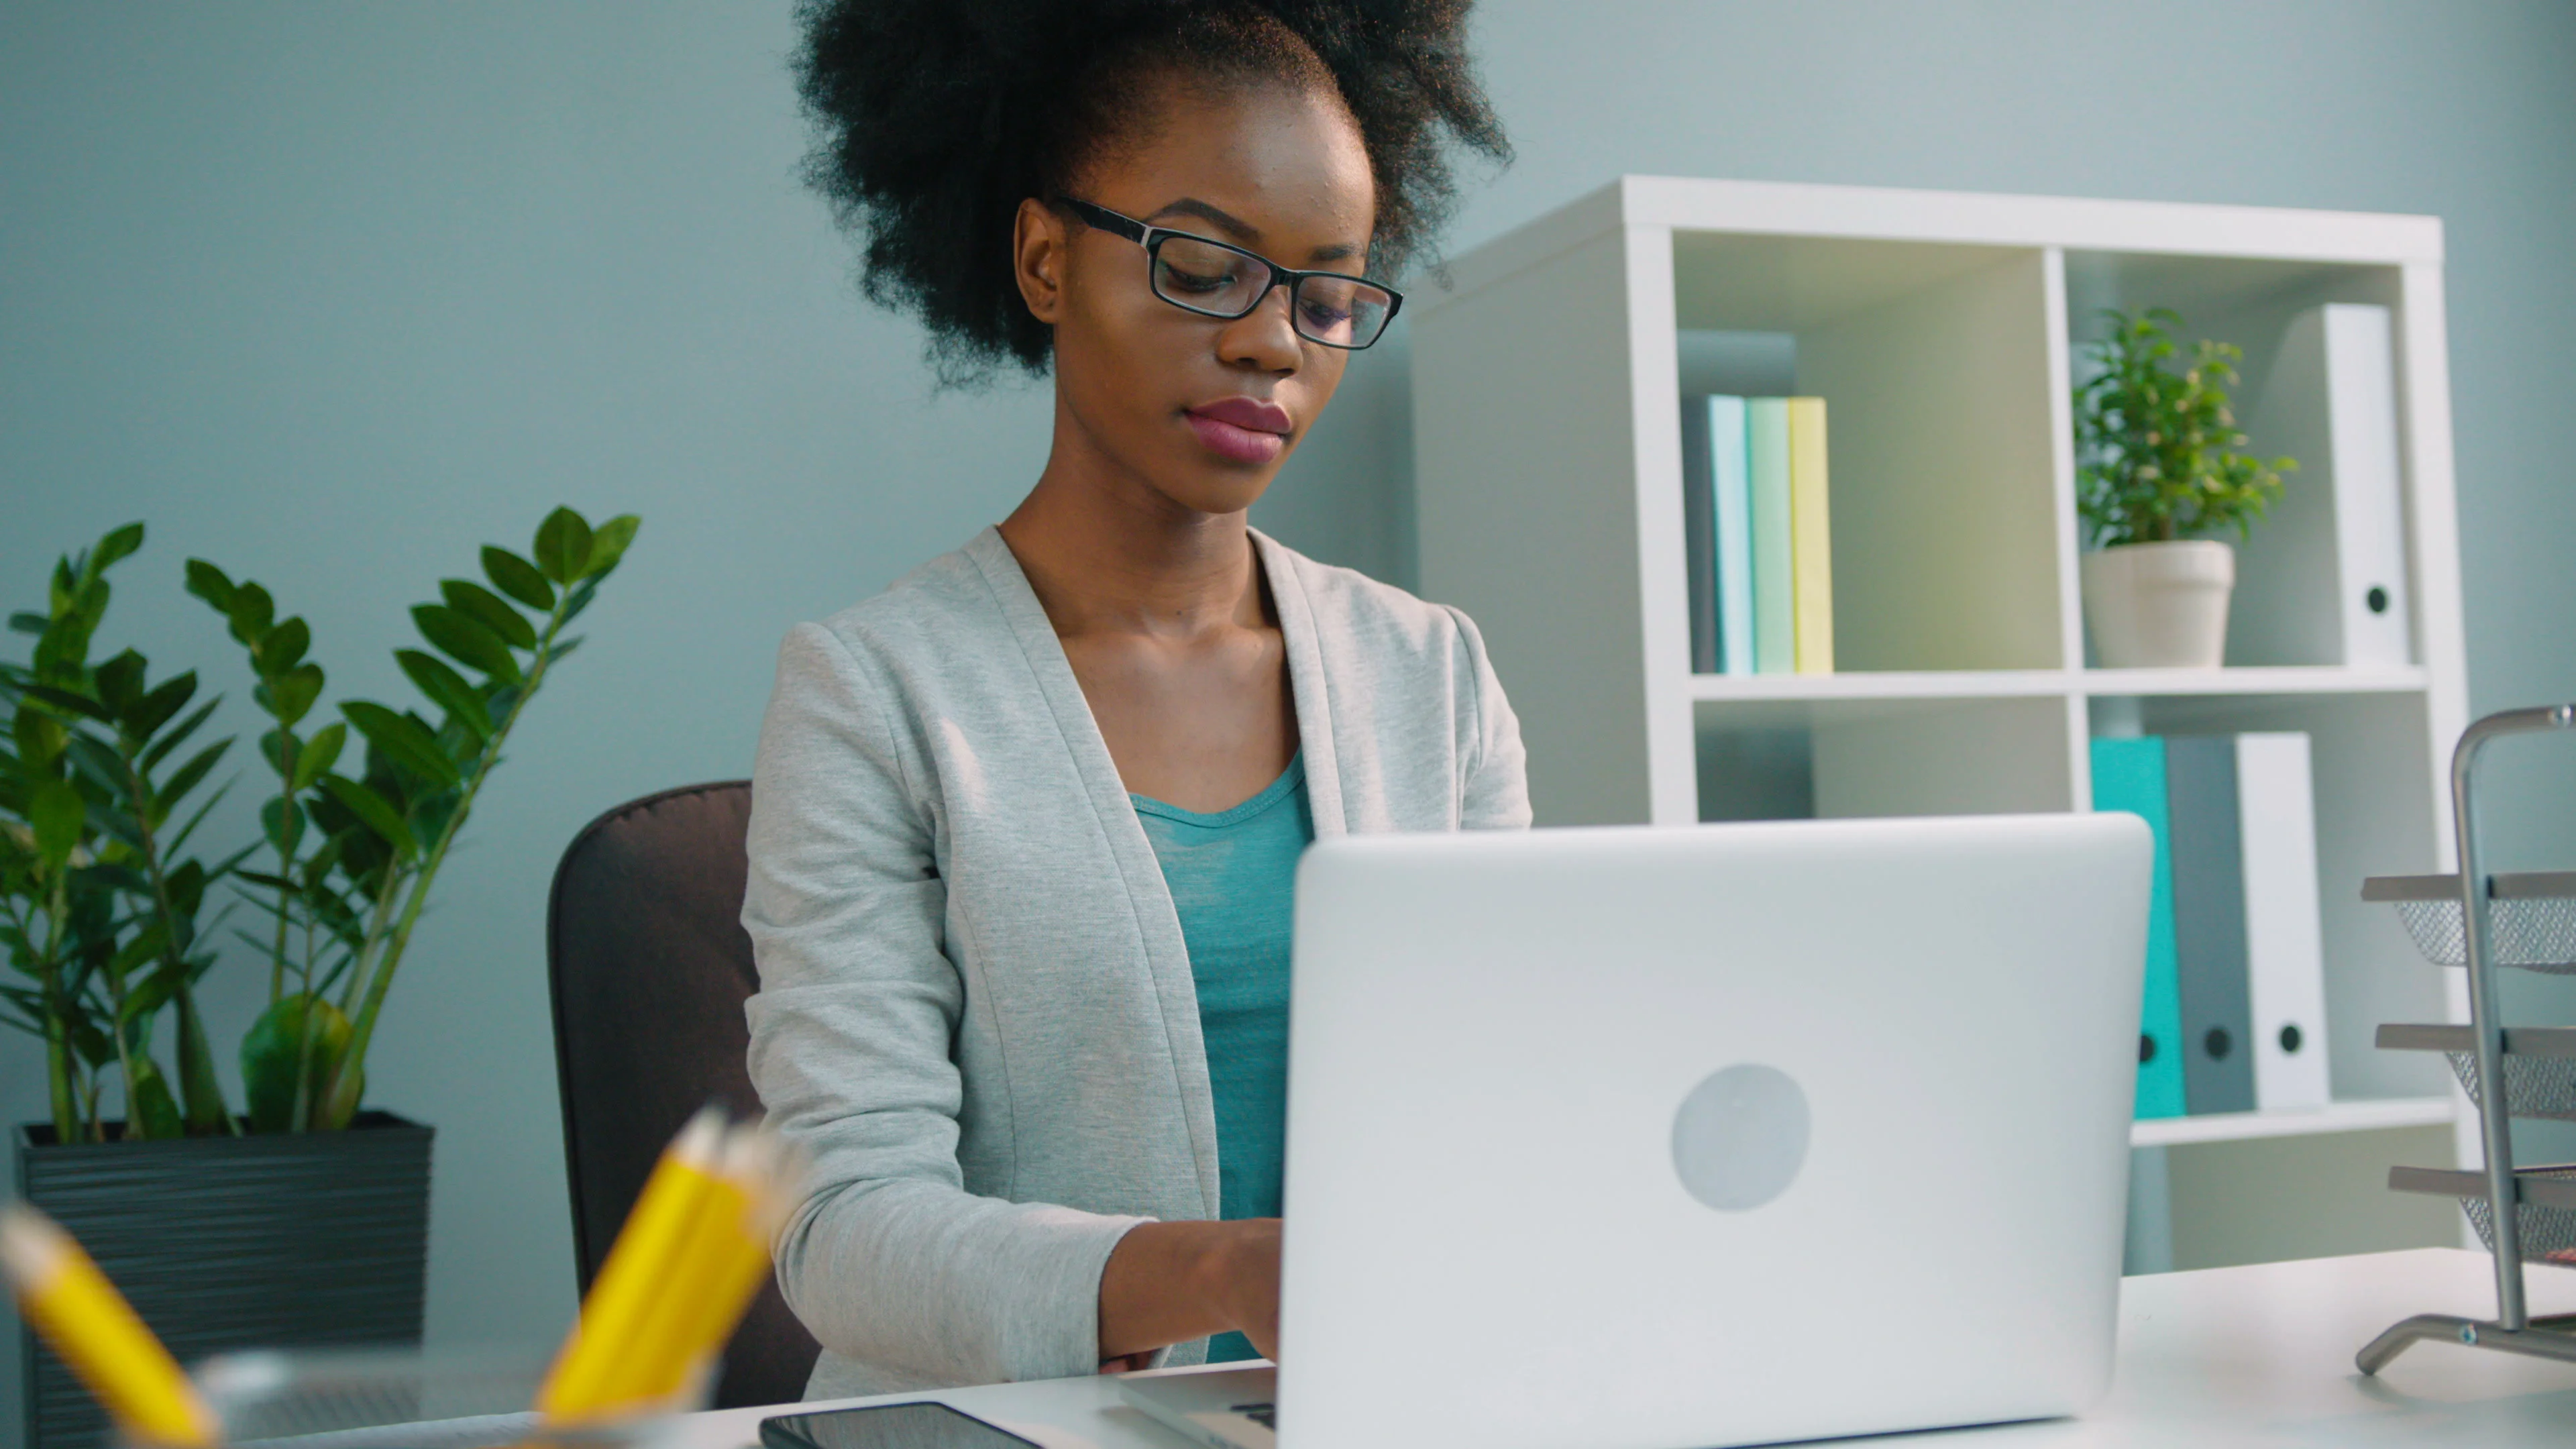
[1130,751,1312,1364]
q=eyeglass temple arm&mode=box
[1057,198,1148,244]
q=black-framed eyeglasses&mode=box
[1056,197,1403,351]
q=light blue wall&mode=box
[3,0,2571,1428]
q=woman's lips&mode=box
[1186,398,1292,465]
[1187,411,1287,464]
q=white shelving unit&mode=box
[2130,1097,2457,1150]
[1411,176,2471,1157]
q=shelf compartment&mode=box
[2391,1165,2576,1269]
[2110,692,2447,1104]
[2379,1024,2576,1120]
[2364,872,2576,973]
[2063,250,2419,672]
[1695,694,2072,821]
[1670,233,2063,674]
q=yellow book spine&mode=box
[1786,396,1833,675]
[0,1208,217,1448]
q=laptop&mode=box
[1120,812,2150,1449]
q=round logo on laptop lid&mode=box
[1670,1063,1810,1212]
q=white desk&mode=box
[672,1249,2576,1448]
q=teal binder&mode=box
[2092,737,2186,1120]
[1709,396,1754,677]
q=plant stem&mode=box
[268,724,293,1004]
[289,892,319,1131]
[117,741,233,1134]
[106,975,138,1139]
[338,859,407,1018]
[30,887,78,1142]
[325,602,567,1126]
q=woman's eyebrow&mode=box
[1150,198,1360,266]
[1149,197,1260,240]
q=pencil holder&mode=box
[172,1348,688,1449]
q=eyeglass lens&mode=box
[1150,235,1394,349]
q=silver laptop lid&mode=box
[1277,813,2149,1449]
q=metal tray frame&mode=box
[2359,703,2576,1375]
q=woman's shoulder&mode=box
[798,529,1016,660]
[765,530,1034,723]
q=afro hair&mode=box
[792,0,1509,382]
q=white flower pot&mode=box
[2081,540,2235,669]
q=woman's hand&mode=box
[1097,1218,1281,1366]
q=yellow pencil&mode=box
[537,1106,727,1420]
[0,1205,217,1448]
[688,1128,797,1371]
[607,1126,794,1407]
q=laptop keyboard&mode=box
[1230,1403,1277,1429]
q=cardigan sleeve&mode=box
[1443,605,1534,830]
[741,622,1147,1389]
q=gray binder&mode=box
[1680,396,1721,674]
[2166,735,2256,1114]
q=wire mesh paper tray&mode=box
[2391,1165,2576,1270]
[2364,871,2576,973]
[2378,1024,2576,1120]
[2355,705,2576,1377]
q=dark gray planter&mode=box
[14,1112,433,1449]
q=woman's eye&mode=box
[1161,263,1241,296]
[1299,299,1352,330]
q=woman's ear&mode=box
[1014,197,1068,325]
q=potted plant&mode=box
[2073,307,2296,668]
[1,506,636,1449]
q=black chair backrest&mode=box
[546,781,820,1409]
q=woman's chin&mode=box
[1150,470,1277,520]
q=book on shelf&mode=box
[2229,303,2412,669]
[1785,397,1833,675]
[2090,737,2187,1121]
[1682,398,1721,674]
[1747,398,1794,676]
[2092,731,2329,1120]
[1680,396,1754,675]
[2166,737,2257,1116]
[2236,733,2331,1111]
[1682,394,1828,677]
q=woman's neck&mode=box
[998,429,1268,641]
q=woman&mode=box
[745,0,1521,1397]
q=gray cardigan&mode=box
[741,526,1530,1397]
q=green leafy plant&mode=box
[2074,307,2296,548]
[0,506,638,1138]
[189,506,639,1131]
[1,526,247,1141]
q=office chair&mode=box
[546,780,821,1409]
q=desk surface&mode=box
[673,1249,2576,1448]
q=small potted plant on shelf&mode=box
[0,506,636,1449]
[2074,307,2296,668]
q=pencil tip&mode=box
[673,1108,727,1164]
[0,1205,66,1285]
